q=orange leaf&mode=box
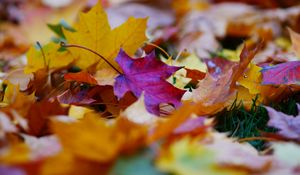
[64,71,98,85]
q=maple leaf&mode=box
[51,115,124,162]
[238,63,262,94]
[51,115,148,163]
[63,2,148,71]
[192,43,262,105]
[114,50,186,115]
[265,105,300,141]
[24,42,74,74]
[261,61,300,85]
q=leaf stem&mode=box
[238,136,278,142]
[60,42,122,74]
[36,41,48,70]
[146,42,171,59]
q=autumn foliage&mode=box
[0,0,300,175]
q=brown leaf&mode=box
[25,99,68,136]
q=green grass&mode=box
[214,95,299,151]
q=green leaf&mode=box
[47,20,75,41]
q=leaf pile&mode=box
[1,1,300,175]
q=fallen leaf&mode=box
[265,105,300,141]
[63,2,147,70]
[41,151,109,175]
[64,71,98,85]
[51,115,123,162]
[192,43,262,105]
[114,50,186,115]
[25,42,74,74]
[231,43,263,88]
[238,63,262,94]
[25,99,68,136]
[51,115,148,163]
[261,61,300,85]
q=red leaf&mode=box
[185,68,206,81]
[261,61,300,85]
[64,71,98,85]
[114,50,186,115]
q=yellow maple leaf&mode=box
[25,42,74,74]
[63,2,148,71]
[238,63,262,94]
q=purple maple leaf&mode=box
[261,61,300,85]
[114,49,186,115]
